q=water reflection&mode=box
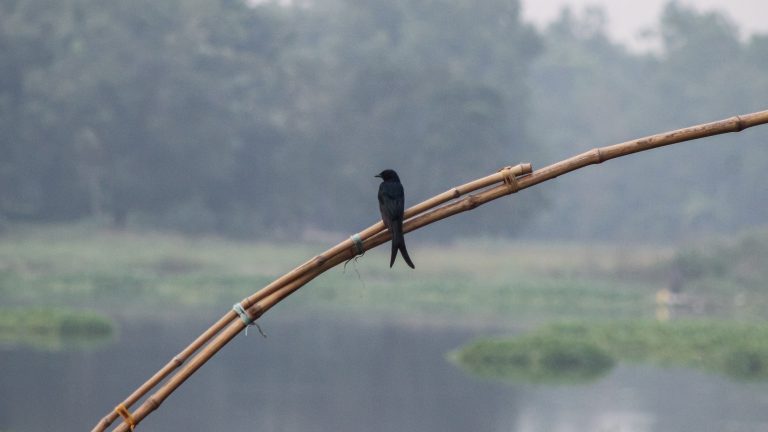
[509,365,768,432]
[2,314,768,432]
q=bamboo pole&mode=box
[91,312,236,431]
[93,164,532,431]
[102,109,768,432]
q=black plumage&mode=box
[375,169,415,269]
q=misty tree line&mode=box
[1,0,766,240]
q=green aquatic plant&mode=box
[0,308,115,350]
[453,320,768,384]
[451,331,615,384]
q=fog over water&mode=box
[1,1,767,431]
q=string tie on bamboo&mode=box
[115,403,136,432]
[344,233,367,273]
[349,233,365,257]
[499,166,521,192]
[233,302,266,337]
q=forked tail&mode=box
[390,220,415,269]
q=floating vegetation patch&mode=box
[453,320,768,384]
[0,308,115,351]
[451,330,614,384]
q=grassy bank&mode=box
[1,224,767,324]
[0,307,114,350]
[454,320,768,383]
[0,225,670,323]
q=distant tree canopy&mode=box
[527,3,768,240]
[1,0,766,240]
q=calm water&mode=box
[3,314,768,432]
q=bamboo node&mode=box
[147,396,161,411]
[467,194,481,209]
[596,148,605,163]
[248,303,265,319]
[114,404,136,432]
[735,115,746,132]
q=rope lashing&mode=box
[232,302,266,337]
[349,233,365,256]
[499,166,521,192]
[232,302,254,326]
[114,404,136,432]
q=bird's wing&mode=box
[378,182,405,221]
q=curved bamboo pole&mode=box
[99,109,768,432]
[92,164,532,431]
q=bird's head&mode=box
[375,169,400,182]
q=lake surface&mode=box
[3,313,768,432]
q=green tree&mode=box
[277,0,543,235]
[0,0,89,221]
[0,0,292,230]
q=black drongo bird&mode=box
[375,169,415,269]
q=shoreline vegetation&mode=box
[453,320,768,383]
[0,224,671,322]
[0,307,114,350]
[1,225,767,364]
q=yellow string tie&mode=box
[499,166,520,192]
[115,403,137,431]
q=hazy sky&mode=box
[521,0,768,50]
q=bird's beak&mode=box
[374,174,381,178]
